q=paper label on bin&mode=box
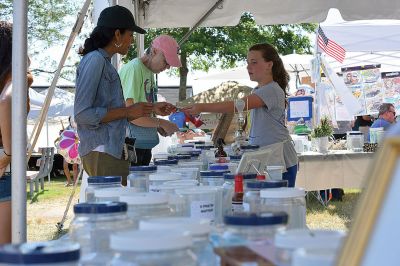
[190,201,215,221]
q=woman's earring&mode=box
[114,43,122,48]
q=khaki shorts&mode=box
[82,151,129,186]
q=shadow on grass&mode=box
[306,191,361,229]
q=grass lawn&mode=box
[27,178,361,241]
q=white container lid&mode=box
[94,187,138,198]
[140,217,211,236]
[149,173,181,181]
[292,248,336,266]
[110,230,192,252]
[176,186,218,195]
[266,165,285,170]
[260,187,305,198]
[274,229,346,249]
[119,193,168,205]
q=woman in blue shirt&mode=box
[74,6,175,185]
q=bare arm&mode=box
[0,84,12,177]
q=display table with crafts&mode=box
[295,150,375,191]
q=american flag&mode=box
[317,26,346,63]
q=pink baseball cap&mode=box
[152,35,182,67]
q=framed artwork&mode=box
[287,96,313,121]
[337,138,400,266]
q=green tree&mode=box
[125,13,317,101]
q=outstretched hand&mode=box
[153,102,176,116]
[126,102,153,121]
[181,104,202,115]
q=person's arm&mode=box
[0,84,12,177]
[182,94,265,115]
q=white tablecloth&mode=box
[295,150,375,191]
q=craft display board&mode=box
[381,71,400,113]
[342,64,383,115]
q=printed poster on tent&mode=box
[381,72,400,113]
[342,65,383,115]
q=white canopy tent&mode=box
[11,0,400,243]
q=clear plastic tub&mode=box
[140,217,216,266]
[110,230,196,266]
[175,186,222,223]
[85,176,122,203]
[69,202,135,265]
[266,165,285,180]
[243,180,288,212]
[0,242,80,265]
[292,248,337,266]
[149,173,181,191]
[119,193,174,221]
[220,212,288,246]
[346,131,364,152]
[94,187,138,202]
[171,167,199,180]
[128,165,157,192]
[200,170,230,186]
[154,159,179,172]
[274,229,346,265]
[260,188,306,229]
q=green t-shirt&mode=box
[119,58,157,103]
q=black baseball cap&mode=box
[97,5,146,34]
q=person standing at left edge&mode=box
[74,5,175,186]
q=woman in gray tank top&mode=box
[182,43,298,187]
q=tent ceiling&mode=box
[114,0,400,28]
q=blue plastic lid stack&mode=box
[74,202,127,214]
[224,212,288,226]
[200,170,230,178]
[129,165,157,172]
[246,180,288,189]
[0,242,80,264]
[209,164,229,171]
[87,176,121,184]
[223,173,257,180]
[153,159,178,166]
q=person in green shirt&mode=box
[119,35,181,165]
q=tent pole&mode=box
[12,0,28,243]
[111,0,121,69]
[178,0,224,46]
[134,0,145,57]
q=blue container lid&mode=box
[240,144,260,150]
[200,170,229,177]
[87,176,121,184]
[129,165,157,172]
[0,242,80,264]
[224,212,288,226]
[169,154,191,160]
[229,155,242,160]
[74,202,127,214]
[193,141,205,145]
[154,159,178,166]
[209,164,229,171]
[196,145,214,150]
[181,144,195,148]
[223,173,257,180]
[246,180,288,189]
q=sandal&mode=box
[64,183,72,187]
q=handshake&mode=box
[125,102,177,121]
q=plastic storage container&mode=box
[346,131,364,152]
[128,165,157,192]
[0,242,80,266]
[200,170,229,186]
[222,173,257,215]
[154,159,179,173]
[243,180,288,212]
[110,230,196,266]
[85,176,122,203]
[140,217,215,266]
[266,165,285,180]
[94,187,138,202]
[171,167,199,180]
[220,212,288,246]
[292,248,337,266]
[69,202,135,264]
[119,193,174,221]
[175,186,222,224]
[274,229,346,265]
[149,173,181,191]
[260,188,306,229]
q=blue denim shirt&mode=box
[74,49,127,159]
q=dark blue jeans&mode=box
[0,173,11,202]
[282,164,298,187]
